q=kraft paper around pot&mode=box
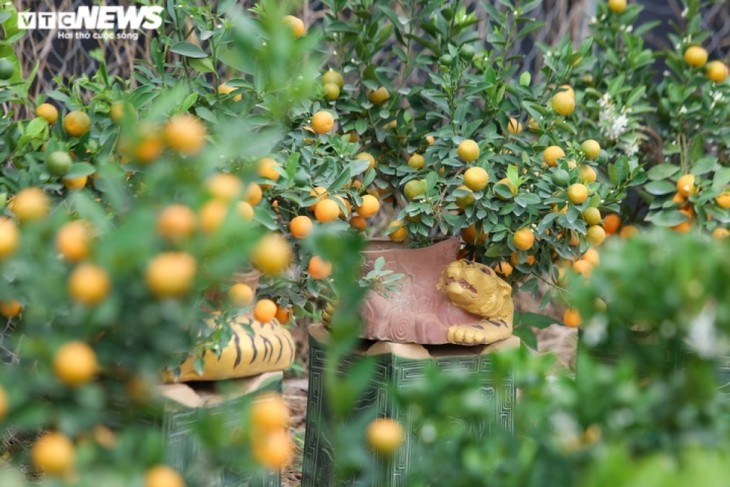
[360,237,481,344]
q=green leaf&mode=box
[692,156,718,176]
[646,209,689,227]
[513,326,537,350]
[189,57,216,73]
[644,180,676,196]
[515,312,556,330]
[65,163,96,179]
[170,42,209,59]
[647,163,680,181]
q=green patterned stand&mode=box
[302,323,519,487]
[160,371,282,487]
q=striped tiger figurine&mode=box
[162,313,296,383]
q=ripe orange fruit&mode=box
[581,140,601,160]
[356,194,380,218]
[513,228,535,251]
[368,86,390,105]
[251,392,290,432]
[164,114,207,155]
[69,264,110,306]
[706,60,729,83]
[464,167,489,191]
[56,221,92,262]
[64,110,91,137]
[144,465,185,487]
[551,91,575,116]
[676,174,695,198]
[308,186,329,210]
[356,152,376,170]
[258,157,281,181]
[350,215,367,231]
[0,300,22,318]
[109,101,135,123]
[567,183,589,204]
[563,308,582,327]
[583,248,600,267]
[572,259,593,278]
[461,224,488,245]
[205,173,242,202]
[254,299,277,323]
[251,233,292,276]
[457,139,480,162]
[218,83,242,101]
[716,192,730,209]
[388,220,407,242]
[199,200,229,233]
[579,165,597,184]
[9,187,49,222]
[507,236,534,260]
[619,225,639,238]
[32,432,75,475]
[229,283,254,307]
[157,204,197,241]
[238,202,255,221]
[583,207,601,226]
[36,103,58,124]
[246,183,263,206]
[314,198,340,223]
[559,84,575,98]
[407,153,424,170]
[62,175,88,190]
[587,225,606,246]
[275,305,291,324]
[146,252,197,298]
[543,146,565,167]
[290,215,313,239]
[608,0,627,13]
[684,45,708,67]
[510,252,536,266]
[495,261,513,277]
[367,418,404,456]
[252,429,295,470]
[283,15,306,37]
[323,82,340,100]
[455,185,475,208]
[133,132,164,164]
[0,217,20,260]
[308,256,332,279]
[322,69,344,87]
[54,341,98,386]
[311,111,335,134]
[712,228,729,239]
[603,214,621,234]
[671,207,693,233]
[507,117,523,135]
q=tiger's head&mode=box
[436,260,513,318]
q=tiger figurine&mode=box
[436,260,514,345]
[162,313,295,383]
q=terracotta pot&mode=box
[360,237,477,344]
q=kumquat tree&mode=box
[1,0,730,486]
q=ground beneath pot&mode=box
[279,291,577,486]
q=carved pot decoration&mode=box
[163,270,296,383]
[360,237,514,346]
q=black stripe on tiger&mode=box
[247,331,257,364]
[261,335,273,363]
[233,330,242,368]
[274,334,284,363]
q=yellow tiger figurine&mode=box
[162,313,296,383]
[436,260,514,345]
